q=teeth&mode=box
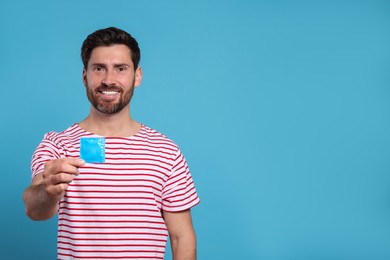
[102,91,119,95]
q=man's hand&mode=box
[23,158,85,220]
[42,158,85,201]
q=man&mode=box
[23,27,200,260]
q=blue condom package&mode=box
[80,137,106,163]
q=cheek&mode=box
[85,75,101,87]
[124,75,136,86]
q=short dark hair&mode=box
[81,27,141,70]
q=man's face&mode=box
[83,44,142,114]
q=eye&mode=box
[118,66,127,72]
[93,66,104,72]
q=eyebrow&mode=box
[114,64,131,68]
[90,63,132,68]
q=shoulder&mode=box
[41,124,82,145]
[136,125,180,153]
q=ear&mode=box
[134,66,143,87]
[82,68,87,87]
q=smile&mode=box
[101,91,119,95]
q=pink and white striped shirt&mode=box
[31,124,200,259]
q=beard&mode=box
[85,80,135,114]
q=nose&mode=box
[102,69,117,86]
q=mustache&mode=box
[96,83,122,92]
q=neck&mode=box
[78,105,141,137]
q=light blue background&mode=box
[1,0,390,259]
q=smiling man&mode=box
[23,27,200,260]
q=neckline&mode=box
[73,123,145,139]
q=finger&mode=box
[44,158,84,173]
[43,172,75,189]
[53,163,82,176]
[59,158,85,167]
[45,183,68,197]
[45,160,83,176]
[51,172,76,185]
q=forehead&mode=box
[89,44,133,65]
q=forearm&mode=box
[171,234,197,260]
[23,183,59,220]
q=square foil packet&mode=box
[80,137,105,163]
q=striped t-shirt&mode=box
[30,124,200,259]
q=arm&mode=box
[23,158,84,220]
[163,209,197,260]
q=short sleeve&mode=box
[162,150,200,212]
[30,132,65,180]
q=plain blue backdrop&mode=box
[1,0,390,259]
